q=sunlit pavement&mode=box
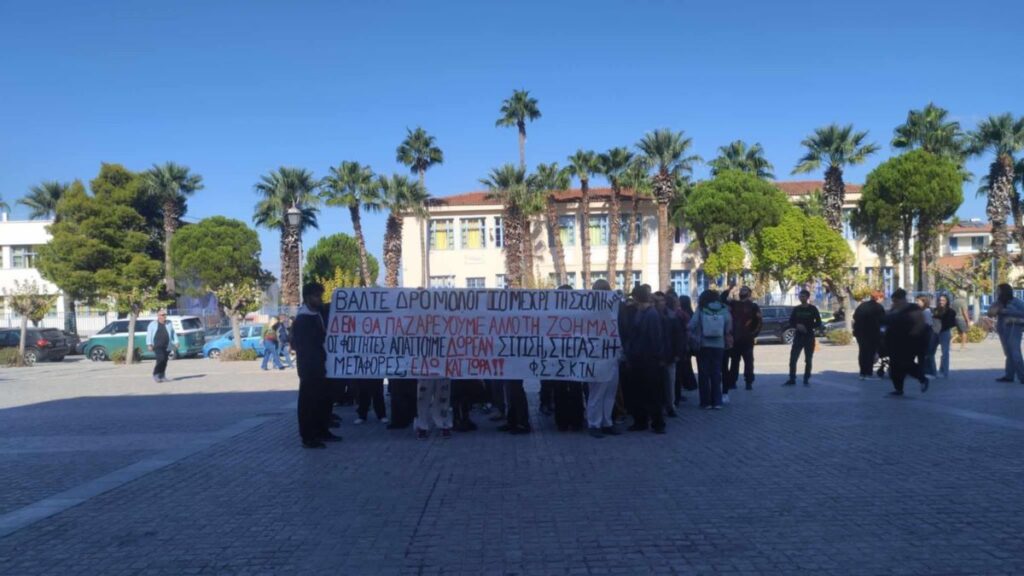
[1,340,1022,575]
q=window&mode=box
[670,270,690,295]
[428,275,455,288]
[466,277,485,289]
[620,214,642,244]
[674,227,689,244]
[971,236,985,251]
[557,215,576,247]
[588,215,608,246]
[949,237,959,251]
[429,219,455,251]
[590,271,608,283]
[460,218,486,249]
[493,217,504,248]
[11,246,38,269]
[615,271,642,290]
[495,274,507,289]
[181,318,202,331]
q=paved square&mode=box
[0,341,1022,575]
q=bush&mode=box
[825,329,852,346]
[0,348,26,367]
[220,347,258,362]
[956,325,987,344]
[111,347,142,365]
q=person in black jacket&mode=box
[658,292,685,417]
[551,285,585,432]
[626,284,667,433]
[722,285,762,393]
[292,282,341,449]
[784,289,822,387]
[853,290,886,380]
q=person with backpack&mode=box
[275,314,294,369]
[853,290,886,380]
[784,289,822,387]
[689,289,733,410]
[625,284,667,433]
[722,285,762,394]
[261,320,285,371]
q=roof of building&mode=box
[948,221,992,234]
[424,180,859,209]
[936,255,974,270]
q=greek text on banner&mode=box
[324,288,622,382]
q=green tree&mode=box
[567,150,601,288]
[378,175,428,288]
[708,140,775,179]
[794,188,826,219]
[751,208,852,294]
[792,123,880,232]
[142,162,204,296]
[495,89,541,170]
[681,170,789,258]
[968,114,1024,262]
[481,165,533,288]
[599,147,634,289]
[892,103,968,165]
[637,129,701,291]
[618,159,652,290]
[703,242,746,283]
[857,150,963,291]
[91,163,167,261]
[320,161,381,287]
[2,280,58,365]
[20,181,69,220]
[303,233,380,287]
[253,167,320,308]
[533,162,571,287]
[396,127,444,287]
[170,216,270,348]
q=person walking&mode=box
[992,283,1024,383]
[722,285,762,394]
[626,285,667,433]
[415,377,453,439]
[586,279,622,438]
[690,289,733,410]
[292,282,340,448]
[853,290,886,380]
[260,321,285,371]
[916,295,937,376]
[145,310,178,383]
[276,315,294,368]
[884,289,930,396]
[952,291,971,351]
[933,295,957,379]
[784,289,822,387]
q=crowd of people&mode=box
[288,281,1024,449]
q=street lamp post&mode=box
[285,204,302,309]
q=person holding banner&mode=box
[292,282,341,449]
[416,377,453,439]
[626,285,667,433]
[586,279,621,438]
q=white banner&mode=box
[325,288,621,381]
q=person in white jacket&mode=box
[586,279,622,438]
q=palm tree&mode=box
[567,150,601,288]
[396,127,444,287]
[320,162,381,286]
[534,163,571,286]
[496,89,541,170]
[599,147,634,289]
[792,124,879,233]
[481,165,532,288]
[708,141,775,179]
[968,114,1024,261]
[378,174,429,288]
[637,129,701,291]
[142,162,204,296]
[618,159,652,291]
[893,103,967,163]
[253,167,320,307]
[20,181,69,220]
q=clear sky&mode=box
[2,0,1022,281]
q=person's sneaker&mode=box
[712,405,723,410]
[441,428,452,439]
[302,439,327,449]
[601,426,621,436]
[353,418,365,425]
[722,394,730,404]
[152,375,161,383]
[782,379,796,387]
[588,428,605,439]
[380,417,390,424]
[859,375,866,381]
[416,429,429,440]
[920,377,930,393]
[319,432,343,442]
[702,405,713,410]
[888,390,904,397]
[996,376,1014,383]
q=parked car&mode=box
[83,316,206,361]
[204,326,233,341]
[0,328,71,364]
[756,306,796,344]
[202,325,264,359]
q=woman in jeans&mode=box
[689,289,733,410]
[915,295,937,376]
[933,295,957,378]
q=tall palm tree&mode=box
[377,174,428,288]
[968,114,1024,261]
[599,147,634,289]
[637,129,701,291]
[708,141,775,179]
[20,181,69,220]
[320,162,381,286]
[534,163,571,286]
[893,103,967,162]
[396,127,444,287]
[481,165,533,288]
[142,162,204,296]
[618,159,652,291]
[792,124,879,233]
[567,150,602,288]
[496,89,541,170]
[253,167,320,307]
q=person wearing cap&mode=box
[146,310,178,383]
[722,284,762,394]
[853,290,886,380]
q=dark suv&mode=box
[756,306,796,344]
[0,328,70,364]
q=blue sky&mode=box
[2,0,1022,281]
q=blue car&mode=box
[202,325,266,359]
